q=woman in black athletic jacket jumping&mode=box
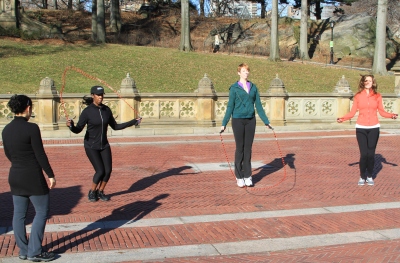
[66,86,141,202]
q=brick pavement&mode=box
[1,129,400,262]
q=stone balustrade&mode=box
[0,70,399,138]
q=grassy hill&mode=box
[0,37,395,95]
[0,9,396,94]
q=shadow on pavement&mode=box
[110,165,195,197]
[348,153,397,179]
[49,193,169,254]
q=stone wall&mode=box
[1,68,400,138]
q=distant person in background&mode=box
[2,94,56,262]
[220,63,273,188]
[213,34,220,53]
[337,75,397,186]
[66,86,141,202]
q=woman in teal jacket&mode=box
[220,63,272,187]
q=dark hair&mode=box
[7,94,32,114]
[82,95,93,106]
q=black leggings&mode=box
[85,147,112,184]
[356,127,379,179]
[232,117,256,179]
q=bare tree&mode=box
[96,0,106,43]
[372,0,388,75]
[92,0,98,41]
[110,0,122,33]
[179,0,193,51]
[299,0,310,60]
[269,0,280,61]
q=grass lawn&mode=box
[0,38,396,95]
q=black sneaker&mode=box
[98,190,110,201]
[27,252,55,262]
[19,254,27,260]
[88,190,98,202]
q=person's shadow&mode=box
[48,193,169,254]
[348,154,397,179]
[252,153,296,184]
[110,165,195,197]
[0,186,82,232]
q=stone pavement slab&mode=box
[1,129,400,262]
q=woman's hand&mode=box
[337,118,344,123]
[266,124,274,130]
[220,126,225,133]
[392,114,398,120]
[48,178,56,189]
[135,117,142,125]
[66,119,73,127]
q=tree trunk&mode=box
[372,0,388,75]
[269,0,280,61]
[299,0,310,60]
[91,0,98,42]
[260,0,266,19]
[110,0,121,33]
[179,0,193,51]
[68,0,72,9]
[199,0,204,16]
[42,0,47,9]
[97,0,106,43]
[52,0,57,9]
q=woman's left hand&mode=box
[48,178,56,189]
[392,114,398,120]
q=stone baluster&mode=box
[195,74,216,127]
[119,73,140,122]
[36,77,59,130]
[334,75,352,118]
[392,61,400,95]
[267,74,287,126]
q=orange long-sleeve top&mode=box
[341,89,393,126]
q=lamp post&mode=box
[329,21,335,64]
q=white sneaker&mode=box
[236,178,245,188]
[358,178,365,186]
[244,177,253,187]
[366,177,374,186]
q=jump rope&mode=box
[60,66,286,191]
[219,128,287,193]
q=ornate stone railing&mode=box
[1,68,400,138]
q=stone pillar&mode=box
[267,74,287,126]
[392,61,400,95]
[36,77,59,130]
[333,75,353,118]
[195,74,216,127]
[119,73,140,122]
[0,0,17,29]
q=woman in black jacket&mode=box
[66,86,141,202]
[2,94,56,262]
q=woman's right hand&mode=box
[337,118,344,123]
[220,126,226,133]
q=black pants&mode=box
[232,117,256,179]
[356,127,379,179]
[85,146,112,184]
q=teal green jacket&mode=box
[222,81,270,126]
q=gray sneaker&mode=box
[358,178,365,186]
[366,177,374,186]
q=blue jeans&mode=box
[12,194,49,257]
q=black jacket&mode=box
[70,103,137,150]
[2,116,54,196]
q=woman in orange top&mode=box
[337,75,397,186]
